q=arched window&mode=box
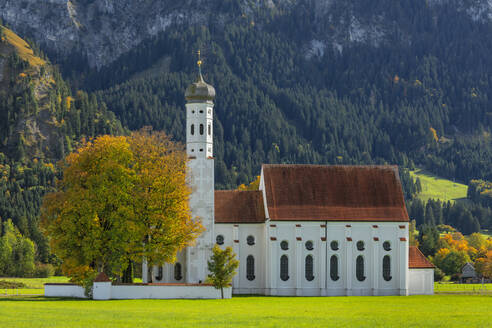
[330,255,339,281]
[356,255,366,281]
[383,255,392,281]
[383,241,391,251]
[200,124,204,135]
[305,255,314,281]
[330,240,339,251]
[356,241,365,251]
[305,241,314,251]
[247,235,255,246]
[155,266,163,281]
[280,240,289,251]
[280,255,289,281]
[191,124,195,135]
[216,235,224,245]
[174,263,182,281]
[246,255,255,281]
[208,124,211,136]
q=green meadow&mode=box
[0,279,491,327]
[409,169,468,203]
[0,294,490,328]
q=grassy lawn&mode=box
[0,295,490,327]
[410,169,468,203]
[0,277,69,289]
[435,283,491,294]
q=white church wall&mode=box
[408,269,434,295]
[273,222,297,295]
[234,224,266,294]
[326,224,347,296]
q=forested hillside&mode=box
[78,1,492,191]
[0,25,124,272]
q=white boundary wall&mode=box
[45,283,231,300]
[109,284,231,299]
[45,284,87,298]
[408,269,434,295]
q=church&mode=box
[142,66,435,297]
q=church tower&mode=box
[184,52,216,283]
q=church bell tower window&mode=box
[191,124,195,135]
[200,124,204,135]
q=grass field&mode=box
[0,277,69,289]
[434,283,491,294]
[0,26,45,67]
[409,169,468,203]
[0,294,490,327]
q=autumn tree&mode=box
[41,129,202,284]
[206,245,239,299]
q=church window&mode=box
[174,263,182,281]
[330,255,339,281]
[305,255,314,281]
[216,235,224,245]
[200,149,203,152]
[200,110,204,113]
[208,124,211,136]
[357,241,365,251]
[330,240,339,251]
[247,235,255,246]
[383,241,391,251]
[246,255,255,281]
[155,266,163,281]
[305,241,314,251]
[280,240,289,251]
[191,124,195,135]
[200,124,204,135]
[383,255,392,281]
[192,110,195,114]
[356,255,366,281]
[280,255,289,281]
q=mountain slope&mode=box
[0,25,125,262]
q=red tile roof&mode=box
[215,190,266,223]
[409,246,435,269]
[262,164,409,222]
[94,272,111,282]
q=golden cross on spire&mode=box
[197,50,202,68]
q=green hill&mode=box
[410,169,468,203]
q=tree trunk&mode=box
[122,260,133,283]
[221,287,224,299]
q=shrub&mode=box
[34,263,54,278]
[434,267,445,281]
[0,280,26,289]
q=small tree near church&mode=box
[206,245,239,299]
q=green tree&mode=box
[418,224,439,257]
[440,250,469,276]
[206,245,239,299]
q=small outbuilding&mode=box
[408,246,435,295]
[461,262,478,283]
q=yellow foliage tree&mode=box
[237,175,260,191]
[41,129,203,284]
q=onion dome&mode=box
[185,73,216,103]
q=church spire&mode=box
[185,50,215,103]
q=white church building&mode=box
[143,69,435,297]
